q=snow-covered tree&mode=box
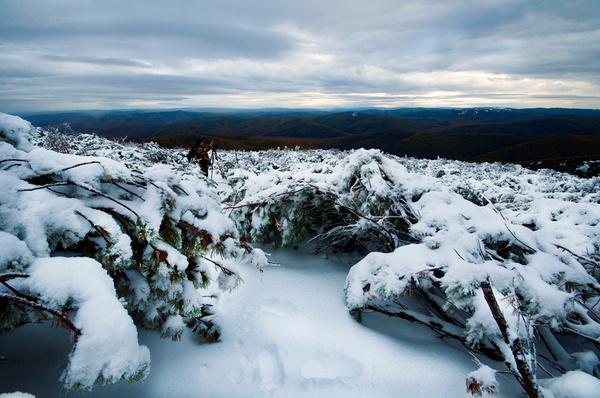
[0,114,259,390]
[224,149,420,253]
[220,147,600,398]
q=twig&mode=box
[0,274,32,300]
[75,184,141,218]
[111,181,145,201]
[46,187,74,198]
[0,158,27,165]
[19,182,72,192]
[0,293,81,338]
[61,161,101,172]
[177,221,213,244]
[555,244,598,268]
[366,304,464,341]
[149,242,171,267]
[20,180,141,218]
[201,256,235,276]
[75,211,111,243]
[171,184,189,196]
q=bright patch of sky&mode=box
[1,0,599,112]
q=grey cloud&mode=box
[1,0,599,112]
[40,55,151,68]
[1,22,294,61]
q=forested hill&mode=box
[23,107,600,174]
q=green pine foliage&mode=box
[0,118,257,390]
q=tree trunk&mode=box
[480,280,543,398]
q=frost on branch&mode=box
[0,114,248,390]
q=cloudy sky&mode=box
[1,0,599,113]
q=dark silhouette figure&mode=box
[187,139,215,177]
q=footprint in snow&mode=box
[258,346,284,390]
[301,351,363,385]
[259,297,298,318]
[228,354,256,385]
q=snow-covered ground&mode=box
[1,243,523,398]
[3,113,600,398]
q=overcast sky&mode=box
[1,0,599,113]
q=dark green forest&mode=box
[24,107,600,176]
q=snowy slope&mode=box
[3,114,600,398]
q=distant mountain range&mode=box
[22,107,600,175]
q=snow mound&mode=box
[0,113,37,151]
[539,371,600,398]
[23,257,151,390]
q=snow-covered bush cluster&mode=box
[218,147,600,397]
[0,114,264,391]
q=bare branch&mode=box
[110,181,145,201]
[0,158,27,165]
[201,256,235,276]
[19,182,72,192]
[61,161,101,172]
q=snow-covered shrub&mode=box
[223,148,421,253]
[0,114,251,390]
[221,148,600,398]
[6,112,600,397]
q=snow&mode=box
[3,113,600,397]
[538,371,600,398]
[18,257,151,391]
[0,231,33,272]
[466,363,499,396]
[0,113,37,151]
[0,245,524,397]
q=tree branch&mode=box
[366,304,465,341]
[480,280,542,398]
[110,181,145,201]
[61,161,101,172]
[0,293,81,338]
[19,182,72,192]
[0,274,33,300]
[75,210,111,244]
[177,220,213,243]
[201,256,235,276]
